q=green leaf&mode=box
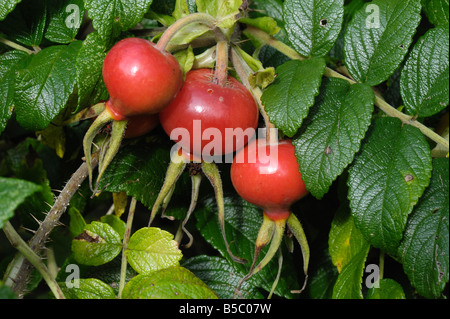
[98,138,172,210]
[14,41,81,131]
[75,31,109,111]
[100,214,126,239]
[293,78,374,199]
[0,177,41,229]
[398,157,449,299]
[261,58,326,137]
[239,16,281,36]
[332,245,370,299]
[328,202,370,274]
[0,0,21,21]
[283,0,344,57]
[348,117,432,255]
[45,0,84,44]
[126,227,182,275]
[400,26,449,117]
[344,0,422,86]
[122,266,218,299]
[84,0,153,44]
[0,0,47,46]
[0,50,29,134]
[183,255,264,299]
[423,0,449,26]
[366,278,406,299]
[195,193,299,298]
[72,221,122,266]
[59,278,116,299]
[196,0,241,29]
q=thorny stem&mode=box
[243,25,449,151]
[0,37,34,54]
[118,197,137,299]
[230,46,277,144]
[4,154,99,297]
[2,222,65,299]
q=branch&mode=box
[4,155,98,297]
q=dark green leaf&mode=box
[98,138,172,210]
[366,278,406,299]
[14,41,81,131]
[45,0,84,44]
[195,193,299,298]
[0,0,47,46]
[400,26,449,117]
[0,50,28,134]
[122,266,218,299]
[84,0,153,44]
[0,177,41,229]
[183,255,265,299]
[423,0,449,26]
[72,221,122,266]
[126,227,182,275]
[344,0,422,86]
[261,58,326,137]
[348,117,432,255]
[0,0,21,21]
[398,157,449,298]
[59,278,116,299]
[283,0,344,57]
[75,31,109,111]
[293,78,374,199]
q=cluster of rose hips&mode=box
[75,14,310,297]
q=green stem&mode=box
[0,37,34,54]
[379,250,385,281]
[268,249,283,299]
[243,25,450,151]
[179,173,202,248]
[156,12,218,51]
[2,222,65,299]
[118,197,136,299]
[230,46,277,144]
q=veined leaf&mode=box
[84,0,153,44]
[423,0,449,26]
[400,26,449,117]
[14,41,81,131]
[261,58,326,137]
[183,255,264,299]
[126,227,182,275]
[348,117,432,255]
[72,221,122,266]
[60,278,116,299]
[344,0,422,86]
[398,157,449,299]
[45,0,84,44]
[0,50,29,134]
[75,31,109,111]
[293,78,374,199]
[122,266,218,299]
[283,0,344,57]
[196,0,241,29]
[331,244,370,299]
[0,0,21,21]
[0,177,41,229]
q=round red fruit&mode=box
[230,139,308,220]
[102,37,183,120]
[159,69,259,158]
